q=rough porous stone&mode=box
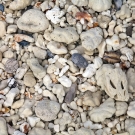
[80,27,103,51]
[89,98,116,122]
[28,128,51,135]
[17,9,49,33]
[96,64,129,101]
[73,128,95,135]
[27,58,46,79]
[50,27,79,44]
[5,58,18,73]
[35,100,60,121]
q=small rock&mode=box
[7,25,17,34]
[0,117,8,135]
[28,128,51,135]
[126,25,133,37]
[18,40,30,46]
[3,50,14,58]
[46,49,54,58]
[32,47,46,59]
[9,0,33,10]
[0,51,2,61]
[0,4,4,12]
[50,27,79,44]
[27,58,46,79]
[5,58,18,73]
[12,99,24,109]
[0,79,8,90]
[71,53,88,68]
[27,117,40,127]
[65,82,77,104]
[73,128,95,135]
[23,72,36,87]
[35,100,60,121]
[0,21,6,38]
[58,76,72,87]
[113,0,123,10]
[17,9,49,33]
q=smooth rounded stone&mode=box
[71,0,89,6]
[71,53,88,68]
[58,76,72,88]
[0,117,8,135]
[3,50,14,58]
[11,99,24,109]
[0,4,4,12]
[32,47,46,59]
[28,128,51,135]
[0,21,6,38]
[73,128,95,135]
[46,49,54,58]
[113,0,123,10]
[9,0,33,10]
[35,100,60,121]
[17,9,49,33]
[27,116,40,127]
[50,27,79,44]
[27,58,46,79]
[18,40,30,46]
[7,25,17,34]
[24,72,36,87]
[47,41,67,55]
[88,0,112,12]
[5,58,18,73]
[127,101,135,118]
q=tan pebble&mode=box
[24,72,36,87]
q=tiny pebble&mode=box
[0,4,4,12]
[71,53,88,68]
[5,58,18,73]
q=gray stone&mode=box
[35,100,60,121]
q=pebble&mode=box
[5,58,18,73]
[27,58,46,79]
[0,4,4,12]
[17,9,49,33]
[32,47,47,59]
[7,25,17,34]
[71,53,88,68]
[35,100,60,121]
[23,72,36,87]
[28,128,51,135]
[0,21,6,38]
[0,117,8,135]
[113,0,123,10]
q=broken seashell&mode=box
[103,51,121,64]
[75,12,92,22]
